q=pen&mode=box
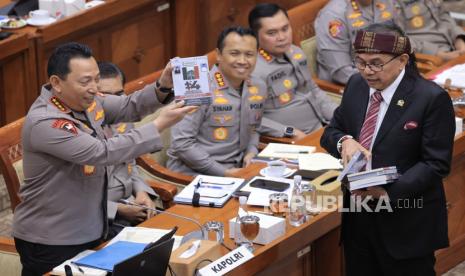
[198,184,224,190]
[275,150,310,154]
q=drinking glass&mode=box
[239,215,260,252]
[269,193,288,217]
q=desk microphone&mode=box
[118,199,205,243]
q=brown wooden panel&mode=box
[256,248,310,276]
[2,55,28,123]
[313,227,343,276]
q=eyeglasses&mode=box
[354,55,400,72]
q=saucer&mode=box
[260,167,295,178]
[0,18,27,29]
[26,17,56,27]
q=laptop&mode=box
[112,238,174,276]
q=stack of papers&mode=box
[52,250,106,276]
[174,175,244,207]
[258,143,316,160]
[298,152,343,171]
[433,64,465,88]
[348,166,399,191]
[107,226,183,250]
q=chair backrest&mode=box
[0,237,21,276]
[0,118,25,212]
[300,36,318,76]
[288,0,329,45]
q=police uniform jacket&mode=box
[13,83,164,245]
[315,0,396,84]
[252,45,337,137]
[167,65,266,176]
[396,0,465,55]
[104,123,157,221]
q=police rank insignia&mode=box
[116,123,127,133]
[411,16,424,28]
[283,79,293,89]
[215,72,226,87]
[213,127,228,140]
[348,12,361,19]
[279,91,292,104]
[95,110,104,121]
[87,101,97,113]
[50,97,69,113]
[52,119,78,135]
[259,48,272,62]
[83,165,95,176]
[329,20,343,38]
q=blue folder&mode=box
[74,241,147,272]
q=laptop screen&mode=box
[112,238,174,276]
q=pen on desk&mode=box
[198,184,224,190]
[274,150,310,154]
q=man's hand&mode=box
[293,128,307,140]
[224,168,242,177]
[116,203,147,224]
[153,101,197,132]
[437,50,461,61]
[351,186,389,200]
[158,62,174,88]
[242,152,256,168]
[341,138,371,166]
[135,191,156,220]
[455,38,465,53]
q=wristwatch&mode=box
[284,126,295,137]
[155,80,174,94]
[337,135,353,153]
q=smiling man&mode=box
[320,22,455,275]
[167,26,266,176]
[12,43,195,275]
[249,3,337,139]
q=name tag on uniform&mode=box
[198,245,253,275]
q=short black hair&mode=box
[47,42,93,79]
[216,26,257,52]
[248,3,288,35]
[363,21,420,77]
[97,61,126,85]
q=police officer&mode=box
[315,0,396,84]
[395,0,465,61]
[97,62,157,239]
[249,3,337,139]
[167,26,266,176]
[12,42,195,275]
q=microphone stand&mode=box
[118,199,206,242]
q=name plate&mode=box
[198,245,253,275]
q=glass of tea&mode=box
[269,193,288,217]
[239,215,260,252]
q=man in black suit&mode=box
[321,22,455,275]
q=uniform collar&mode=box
[211,65,230,90]
[41,85,71,114]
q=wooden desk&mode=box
[139,129,343,276]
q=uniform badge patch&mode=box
[52,119,78,135]
[95,110,104,121]
[213,115,232,124]
[248,86,258,94]
[381,11,392,19]
[348,12,361,19]
[352,19,365,28]
[397,100,405,107]
[248,95,264,102]
[293,53,303,60]
[283,79,293,89]
[213,127,228,140]
[117,123,127,133]
[411,4,420,15]
[329,20,343,38]
[279,91,292,104]
[87,101,97,113]
[214,97,229,104]
[411,16,424,28]
[83,165,95,176]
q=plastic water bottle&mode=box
[289,175,306,227]
[234,196,248,246]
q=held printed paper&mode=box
[171,56,212,105]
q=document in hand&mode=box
[171,56,211,105]
[337,150,366,181]
[258,143,316,160]
[347,166,399,191]
[174,175,244,207]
